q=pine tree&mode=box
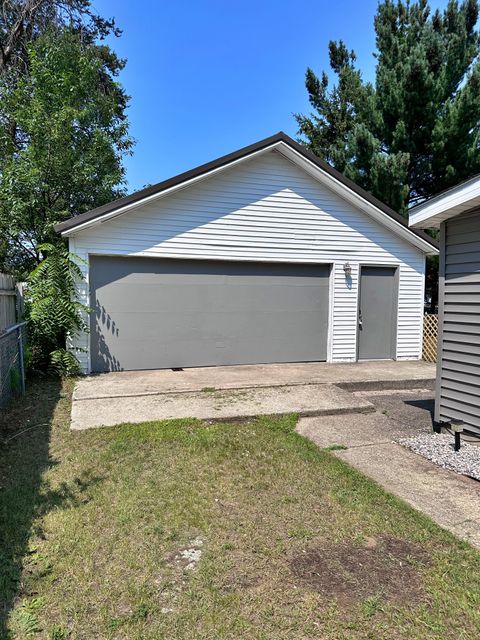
[296,0,480,214]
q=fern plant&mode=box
[26,243,89,375]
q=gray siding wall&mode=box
[436,208,480,434]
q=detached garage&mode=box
[55,132,438,374]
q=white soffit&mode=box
[409,174,480,229]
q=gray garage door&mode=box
[90,256,330,372]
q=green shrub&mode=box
[26,243,89,376]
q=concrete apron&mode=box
[71,361,435,431]
[71,383,375,430]
[73,360,436,401]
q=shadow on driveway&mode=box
[403,397,435,427]
[362,390,435,435]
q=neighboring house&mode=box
[55,132,438,374]
[410,175,480,436]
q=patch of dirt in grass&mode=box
[165,536,204,572]
[290,535,430,607]
[157,537,205,614]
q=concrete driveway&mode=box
[71,361,435,430]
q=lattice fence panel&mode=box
[422,314,438,362]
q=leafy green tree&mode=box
[0,3,132,371]
[26,243,88,374]
[296,0,480,213]
[0,27,132,276]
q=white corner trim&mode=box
[327,264,335,362]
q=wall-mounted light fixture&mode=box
[343,262,352,277]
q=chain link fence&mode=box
[0,272,27,410]
[0,322,27,410]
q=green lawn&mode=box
[1,379,479,639]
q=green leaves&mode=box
[49,349,83,377]
[26,244,89,375]
[296,0,480,212]
[0,27,133,278]
[12,597,46,636]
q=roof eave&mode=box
[276,144,438,255]
[409,176,480,229]
[56,131,438,254]
[54,133,289,235]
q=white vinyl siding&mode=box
[69,149,425,372]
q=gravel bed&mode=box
[399,432,480,481]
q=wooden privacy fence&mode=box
[0,273,17,331]
[422,314,438,363]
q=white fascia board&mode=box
[61,142,284,237]
[277,146,438,254]
[409,176,480,229]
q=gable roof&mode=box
[55,131,438,253]
[409,172,480,229]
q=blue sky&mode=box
[94,0,450,193]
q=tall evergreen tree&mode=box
[296,0,480,214]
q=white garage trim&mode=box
[62,143,282,236]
